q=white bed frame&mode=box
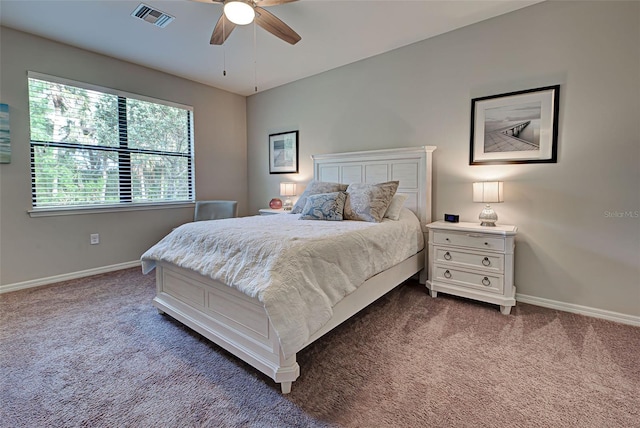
[152,146,436,393]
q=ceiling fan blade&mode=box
[190,0,224,4]
[255,0,298,6]
[254,6,301,45]
[210,14,237,45]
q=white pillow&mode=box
[384,193,408,221]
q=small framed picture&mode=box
[0,103,10,164]
[269,130,298,174]
[470,85,560,165]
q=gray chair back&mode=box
[194,200,238,221]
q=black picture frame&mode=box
[269,130,299,174]
[470,85,560,165]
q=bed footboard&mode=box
[152,262,299,393]
[151,250,423,393]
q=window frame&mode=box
[27,71,195,217]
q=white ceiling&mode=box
[0,0,542,96]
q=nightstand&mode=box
[426,221,517,315]
[259,208,286,215]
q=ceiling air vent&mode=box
[131,3,175,28]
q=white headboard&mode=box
[312,146,436,231]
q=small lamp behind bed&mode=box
[280,182,297,211]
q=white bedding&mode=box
[141,208,423,357]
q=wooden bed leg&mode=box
[280,382,292,394]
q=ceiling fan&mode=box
[191,0,301,46]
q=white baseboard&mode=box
[0,260,141,294]
[516,293,640,327]
[2,266,638,328]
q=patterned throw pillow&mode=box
[291,181,349,214]
[344,181,399,222]
[299,191,347,221]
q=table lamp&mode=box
[473,181,504,227]
[280,182,297,211]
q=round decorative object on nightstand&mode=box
[269,198,283,209]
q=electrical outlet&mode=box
[90,233,100,245]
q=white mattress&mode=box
[141,208,424,357]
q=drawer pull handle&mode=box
[444,252,452,261]
[445,237,451,242]
[482,257,491,266]
[484,242,489,246]
[482,277,491,287]
[444,270,452,279]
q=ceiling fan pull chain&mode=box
[223,15,227,76]
[253,20,258,92]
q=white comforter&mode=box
[141,208,423,357]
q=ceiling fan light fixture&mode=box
[224,1,255,25]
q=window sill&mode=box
[28,202,195,218]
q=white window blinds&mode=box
[28,72,194,210]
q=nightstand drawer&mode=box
[433,265,504,294]
[434,247,504,272]
[433,230,505,252]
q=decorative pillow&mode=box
[299,191,347,221]
[344,181,399,223]
[384,193,408,221]
[291,181,349,214]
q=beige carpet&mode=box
[1,268,638,427]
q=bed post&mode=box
[419,146,435,284]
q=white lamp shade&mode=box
[224,1,255,25]
[473,181,504,203]
[280,182,297,197]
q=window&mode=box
[28,72,194,212]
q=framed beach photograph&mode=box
[269,130,298,174]
[0,104,10,164]
[470,85,559,165]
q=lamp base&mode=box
[282,197,293,211]
[479,204,498,227]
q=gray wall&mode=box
[247,2,640,316]
[0,27,248,286]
